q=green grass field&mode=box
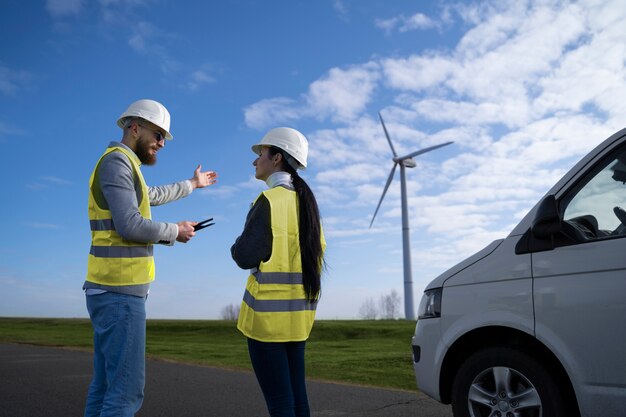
[0,318,418,391]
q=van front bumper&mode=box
[412,317,444,402]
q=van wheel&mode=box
[451,347,565,417]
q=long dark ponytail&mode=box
[269,147,324,302]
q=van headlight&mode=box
[418,288,442,319]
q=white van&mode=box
[411,128,626,417]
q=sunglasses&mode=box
[138,123,165,142]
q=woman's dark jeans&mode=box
[247,338,310,417]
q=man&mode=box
[83,99,217,417]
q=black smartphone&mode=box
[193,218,215,231]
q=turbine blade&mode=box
[370,163,398,228]
[398,141,453,161]
[378,112,397,157]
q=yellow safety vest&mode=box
[86,146,155,286]
[237,186,326,342]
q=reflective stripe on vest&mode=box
[89,219,115,231]
[237,186,326,343]
[86,146,155,286]
[89,246,154,258]
[243,290,318,312]
[253,270,304,285]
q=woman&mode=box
[231,127,326,417]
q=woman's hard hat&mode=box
[252,127,308,169]
[117,99,173,140]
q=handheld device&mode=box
[194,218,215,231]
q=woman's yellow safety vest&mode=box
[237,186,325,342]
[86,146,155,286]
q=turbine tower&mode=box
[370,112,452,320]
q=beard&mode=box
[135,136,157,165]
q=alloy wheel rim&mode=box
[467,366,542,417]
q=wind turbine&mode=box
[370,112,453,320]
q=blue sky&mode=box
[2,0,626,319]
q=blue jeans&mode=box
[84,292,146,417]
[247,338,310,417]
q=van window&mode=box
[561,146,626,241]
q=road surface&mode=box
[0,343,452,417]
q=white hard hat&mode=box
[117,99,173,140]
[251,127,308,169]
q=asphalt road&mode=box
[0,343,452,417]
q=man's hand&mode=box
[190,164,218,189]
[176,221,197,243]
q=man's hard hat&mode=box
[117,99,173,140]
[252,127,308,169]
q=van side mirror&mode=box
[515,194,561,255]
[531,194,562,238]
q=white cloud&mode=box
[306,63,380,123]
[26,176,72,190]
[402,13,437,31]
[411,98,531,128]
[241,0,626,291]
[128,21,158,53]
[0,121,26,141]
[316,163,387,185]
[99,0,147,6]
[0,65,33,96]
[46,0,84,18]
[244,63,380,130]
[199,176,265,199]
[199,185,239,199]
[375,13,437,34]
[126,22,181,74]
[187,69,215,91]
[332,0,348,18]
[308,117,387,167]
[98,0,153,23]
[244,97,302,130]
[382,55,454,92]
[40,176,72,186]
[449,4,587,103]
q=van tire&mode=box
[451,346,566,417]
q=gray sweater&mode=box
[84,142,192,297]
